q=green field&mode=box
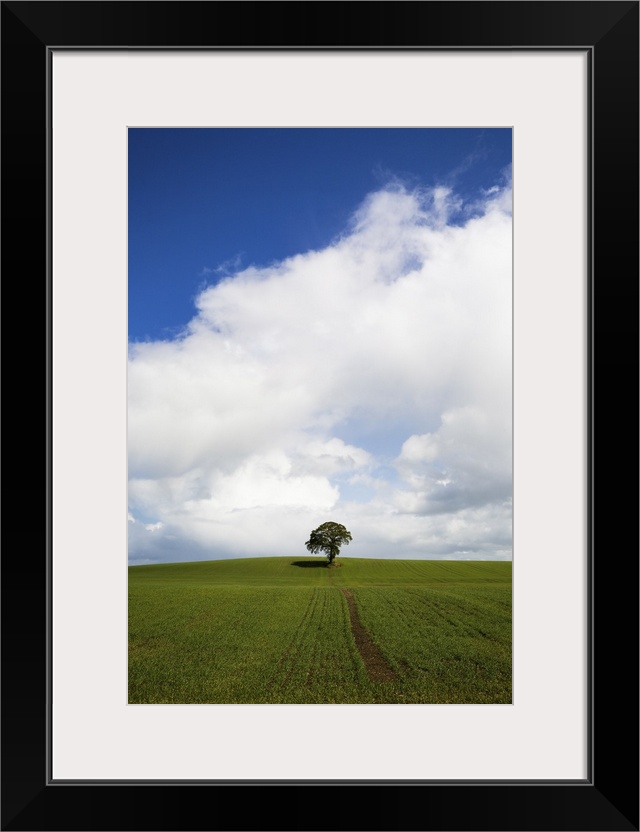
[129,557,511,704]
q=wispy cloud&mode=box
[198,253,245,280]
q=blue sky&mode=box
[128,128,512,563]
[129,128,511,341]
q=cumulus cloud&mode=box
[128,180,512,562]
[394,400,512,516]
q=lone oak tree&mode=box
[305,522,353,565]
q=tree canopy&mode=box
[305,522,353,565]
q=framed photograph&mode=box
[3,2,637,830]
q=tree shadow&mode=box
[290,560,329,568]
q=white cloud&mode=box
[394,401,512,515]
[128,180,512,562]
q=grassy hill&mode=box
[129,556,512,704]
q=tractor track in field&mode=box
[270,588,320,694]
[340,589,396,683]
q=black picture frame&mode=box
[2,2,638,830]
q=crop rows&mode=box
[352,585,512,703]
[129,584,367,703]
[129,557,511,704]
